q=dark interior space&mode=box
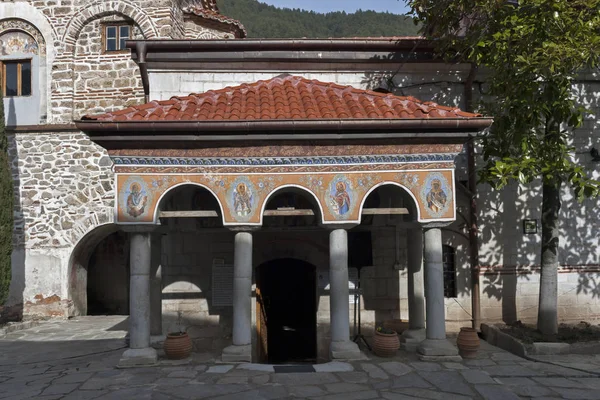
[256,258,317,364]
[87,231,130,315]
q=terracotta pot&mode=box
[164,332,193,360]
[373,329,400,357]
[456,327,480,359]
[383,319,409,335]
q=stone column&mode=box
[401,226,426,351]
[417,227,460,360]
[119,229,157,367]
[329,228,361,360]
[222,231,253,362]
[150,233,162,337]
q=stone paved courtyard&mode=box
[1,317,600,399]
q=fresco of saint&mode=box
[331,181,350,215]
[126,182,148,218]
[426,178,447,213]
[233,182,252,217]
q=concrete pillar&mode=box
[150,234,162,336]
[329,228,361,360]
[222,231,253,362]
[417,227,460,360]
[119,230,157,367]
[401,226,426,350]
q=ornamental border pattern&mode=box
[114,162,455,174]
[0,18,46,56]
[110,153,457,167]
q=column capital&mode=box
[322,223,358,231]
[227,225,260,233]
[420,221,453,230]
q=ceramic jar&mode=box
[163,332,193,360]
[456,327,480,359]
[373,329,400,357]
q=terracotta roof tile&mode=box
[83,75,483,122]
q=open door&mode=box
[256,258,317,364]
[256,286,268,363]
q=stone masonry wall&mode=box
[0,0,231,123]
[73,15,145,119]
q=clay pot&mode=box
[373,329,400,357]
[456,327,480,359]
[164,332,193,360]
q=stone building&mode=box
[2,0,600,365]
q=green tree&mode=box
[0,84,13,306]
[409,0,600,337]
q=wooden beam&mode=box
[159,207,409,218]
[362,208,409,215]
[264,209,315,216]
[159,210,218,218]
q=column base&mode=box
[417,339,462,362]
[330,341,363,360]
[401,328,426,352]
[222,344,251,363]
[118,347,158,368]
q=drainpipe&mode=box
[464,63,481,331]
[136,42,150,103]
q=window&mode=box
[442,245,457,298]
[2,60,31,97]
[104,24,131,52]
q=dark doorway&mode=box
[87,231,130,315]
[256,258,317,364]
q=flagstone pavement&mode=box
[1,316,600,400]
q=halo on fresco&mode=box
[420,172,451,219]
[327,175,355,220]
[121,177,153,220]
[226,177,257,222]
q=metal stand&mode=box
[352,267,371,350]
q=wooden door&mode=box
[256,286,268,363]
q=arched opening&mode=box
[86,231,130,315]
[262,186,322,227]
[256,258,317,364]
[69,223,126,316]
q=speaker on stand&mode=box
[349,232,373,351]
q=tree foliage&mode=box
[409,0,600,196]
[409,0,600,336]
[219,0,419,38]
[0,86,13,305]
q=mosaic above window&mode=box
[0,19,45,56]
[0,31,38,56]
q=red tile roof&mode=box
[183,3,247,38]
[83,75,482,122]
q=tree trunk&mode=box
[537,181,560,338]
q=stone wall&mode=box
[72,15,146,119]
[0,0,234,124]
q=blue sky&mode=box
[259,0,411,14]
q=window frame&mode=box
[101,23,132,53]
[442,244,457,298]
[1,58,33,98]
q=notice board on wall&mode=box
[212,259,233,307]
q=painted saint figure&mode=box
[331,181,350,215]
[126,182,148,218]
[233,182,252,217]
[426,178,447,213]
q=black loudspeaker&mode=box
[348,231,373,269]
